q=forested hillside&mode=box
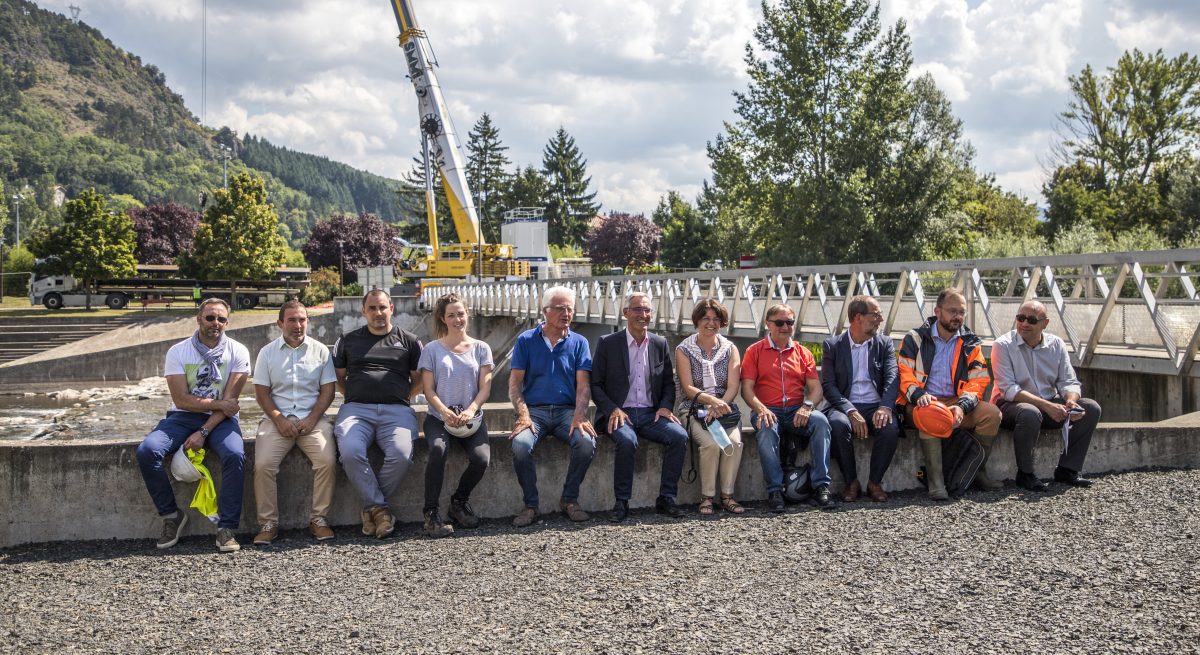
[0,0,416,243]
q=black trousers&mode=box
[997,397,1101,475]
[826,403,900,485]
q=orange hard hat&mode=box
[913,400,955,438]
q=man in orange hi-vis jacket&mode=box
[897,288,1001,500]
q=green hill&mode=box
[0,0,417,244]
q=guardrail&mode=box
[423,250,1200,377]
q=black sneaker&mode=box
[767,491,786,513]
[423,509,454,538]
[156,513,188,550]
[449,498,480,528]
[1016,471,1048,492]
[811,485,837,512]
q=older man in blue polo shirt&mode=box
[508,285,597,527]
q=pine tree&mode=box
[400,142,454,246]
[541,127,600,248]
[465,113,511,242]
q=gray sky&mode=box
[34,0,1200,215]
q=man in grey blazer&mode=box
[591,292,688,521]
[820,296,900,502]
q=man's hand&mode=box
[1044,402,1069,423]
[655,407,680,425]
[214,398,241,417]
[183,431,205,451]
[949,404,965,428]
[916,393,933,408]
[1064,399,1084,422]
[573,416,598,439]
[848,410,868,439]
[608,408,628,433]
[272,415,299,439]
[755,407,778,429]
[292,417,313,436]
[793,406,812,429]
[509,414,533,441]
[872,407,893,429]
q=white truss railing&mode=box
[423,249,1200,377]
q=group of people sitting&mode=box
[135,285,1102,553]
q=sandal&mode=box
[720,495,745,514]
[699,496,715,515]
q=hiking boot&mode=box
[449,498,480,529]
[215,527,240,553]
[423,509,454,538]
[767,491,786,513]
[253,521,278,546]
[559,500,590,522]
[308,517,335,541]
[511,506,538,528]
[156,513,188,550]
[369,506,394,538]
[360,510,375,537]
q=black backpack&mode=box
[917,429,985,497]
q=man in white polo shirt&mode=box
[252,300,338,545]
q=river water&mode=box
[0,378,295,442]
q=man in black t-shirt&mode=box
[332,289,423,538]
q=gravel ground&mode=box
[2,468,1198,654]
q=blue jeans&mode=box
[136,411,245,529]
[335,402,419,510]
[511,405,596,508]
[753,405,832,492]
[607,407,689,501]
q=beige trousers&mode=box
[684,411,744,498]
[909,397,1002,439]
[254,416,336,524]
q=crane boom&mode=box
[390,0,481,246]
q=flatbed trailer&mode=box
[30,267,309,310]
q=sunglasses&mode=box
[203,315,229,324]
[769,319,796,327]
[1014,314,1045,325]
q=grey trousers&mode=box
[335,402,419,510]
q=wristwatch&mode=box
[802,400,814,409]
[198,427,210,438]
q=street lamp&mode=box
[10,194,21,247]
[337,238,345,297]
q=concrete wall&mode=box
[2,416,1196,547]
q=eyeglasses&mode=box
[1015,314,1046,325]
[203,315,228,324]
[864,311,883,319]
[545,305,574,314]
[626,307,652,315]
[769,319,796,327]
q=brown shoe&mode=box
[253,521,278,546]
[559,500,590,522]
[841,480,861,503]
[511,506,538,528]
[867,481,889,502]
[369,506,394,538]
[308,517,335,541]
[360,510,375,537]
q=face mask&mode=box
[697,407,735,456]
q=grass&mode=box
[0,296,278,319]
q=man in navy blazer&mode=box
[820,295,900,502]
[591,292,688,521]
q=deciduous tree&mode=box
[652,191,713,270]
[585,212,660,269]
[301,212,401,284]
[184,173,286,280]
[128,202,199,264]
[58,188,137,308]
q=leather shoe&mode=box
[866,481,889,502]
[1054,466,1094,488]
[811,484,837,512]
[608,500,630,523]
[655,496,684,518]
[840,480,861,503]
[1015,471,1048,492]
[767,491,786,513]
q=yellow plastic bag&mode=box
[186,448,219,524]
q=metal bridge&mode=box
[423,250,1200,378]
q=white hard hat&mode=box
[444,405,483,438]
[170,449,201,482]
